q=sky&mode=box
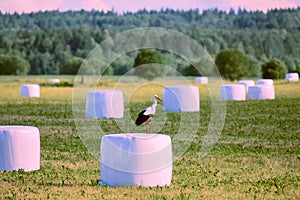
[0,0,299,14]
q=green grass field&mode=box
[0,76,299,199]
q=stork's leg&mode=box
[146,120,150,134]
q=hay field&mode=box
[0,76,299,199]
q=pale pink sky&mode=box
[0,0,299,14]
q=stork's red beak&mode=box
[157,97,163,102]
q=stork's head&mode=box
[153,94,162,102]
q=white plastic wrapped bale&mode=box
[257,79,273,86]
[47,78,61,84]
[195,77,208,84]
[85,90,124,119]
[163,85,199,112]
[100,133,172,187]
[285,73,299,82]
[20,84,40,97]
[248,85,275,100]
[220,84,246,101]
[238,80,255,93]
[0,126,40,172]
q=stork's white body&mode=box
[135,95,162,133]
[143,99,158,116]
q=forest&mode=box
[0,8,300,76]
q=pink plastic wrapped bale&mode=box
[20,84,40,97]
[100,133,172,187]
[248,85,275,100]
[195,77,208,84]
[0,126,40,172]
[220,84,246,101]
[257,79,273,86]
[285,73,299,82]
[85,90,124,119]
[163,85,199,112]
[238,80,255,93]
[47,78,61,84]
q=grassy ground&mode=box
[0,76,299,199]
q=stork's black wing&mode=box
[135,110,153,126]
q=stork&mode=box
[135,95,163,134]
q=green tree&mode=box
[81,56,114,75]
[103,66,114,76]
[215,49,249,81]
[248,56,261,77]
[295,59,300,74]
[182,64,201,76]
[111,55,133,75]
[133,49,165,81]
[261,58,287,79]
[60,57,83,75]
[0,55,30,75]
[2,9,300,76]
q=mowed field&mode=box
[0,76,299,199]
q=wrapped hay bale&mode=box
[163,85,199,112]
[257,79,273,86]
[285,73,299,82]
[238,80,255,93]
[195,77,208,84]
[47,78,61,84]
[0,126,40,172]
[85,90,124,118]
[220,84,246,101]
[248,85,275,100]
[20,84,40,97]
[100,133,172,187]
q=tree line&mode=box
[0,8,300,77]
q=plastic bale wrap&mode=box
[248,85,275,100]
[285,73,299,82]
[47,78,61,84]
[195,77,208,85]
[20,84,40,97]
[163,85,199,112]
[238,80,255,93]
[100,133,172,187]
[257,79,273,86]
[220,84,246,101]
[0,126,40,172]
[85,90,124,119]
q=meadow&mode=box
[0,76,299,199]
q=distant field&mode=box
[0,76,299,199]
